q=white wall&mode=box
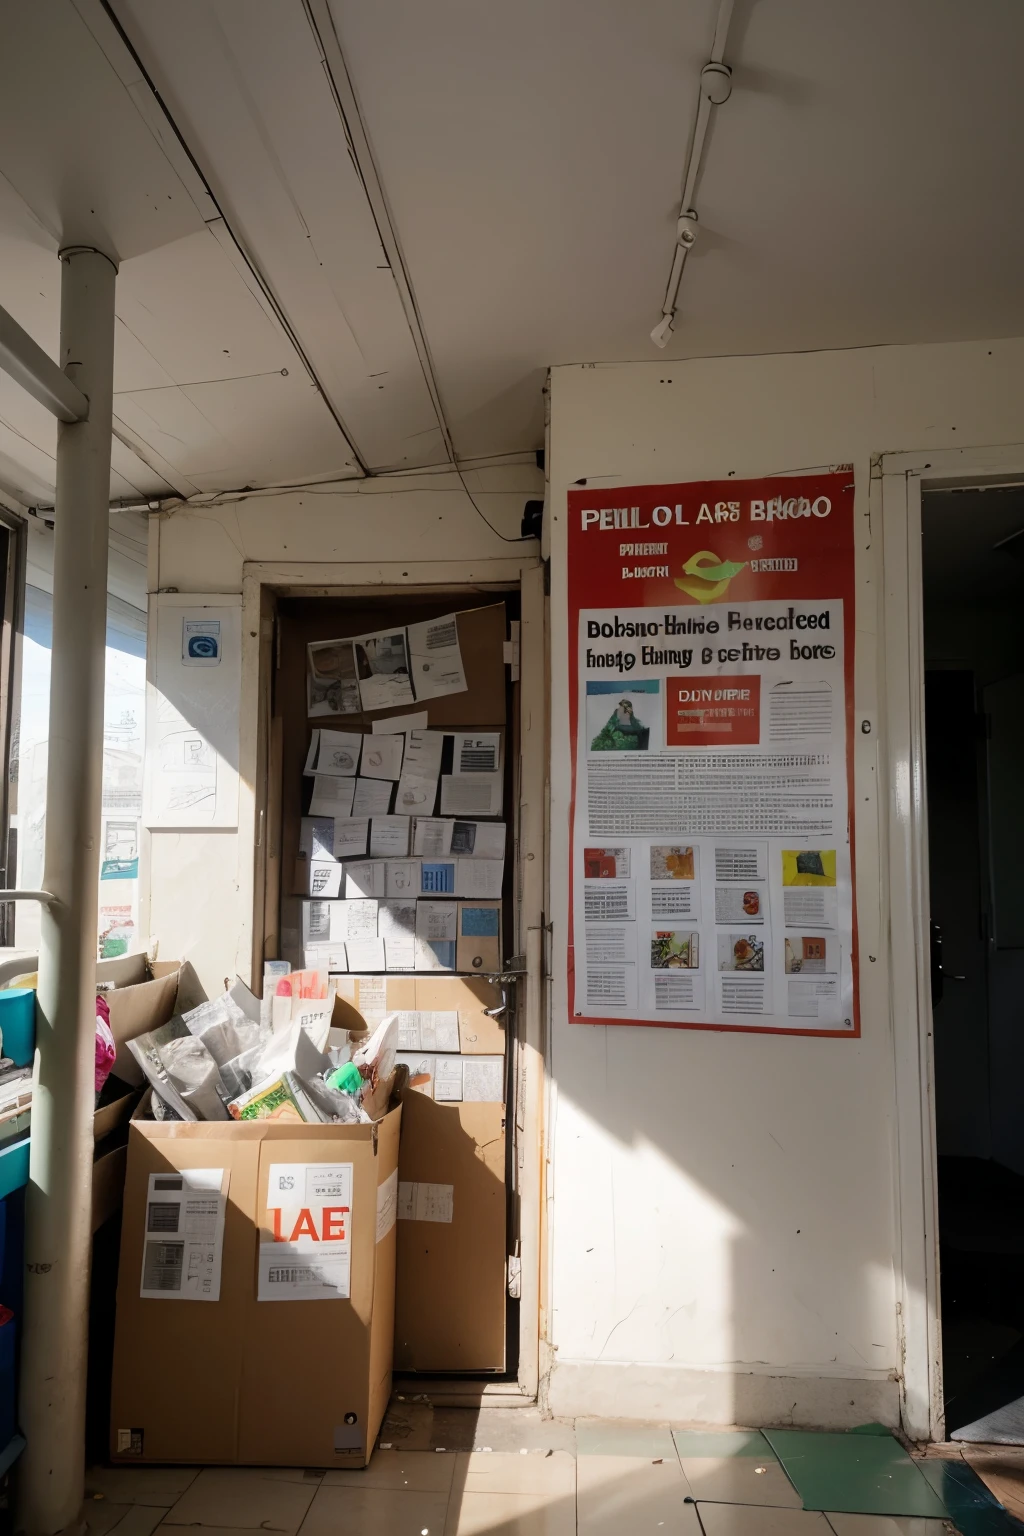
[144,464,540,995]
[545,337,1024,1427]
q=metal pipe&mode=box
[17,246,117,1536]
[0,892,56,904]
[0,304,89,425]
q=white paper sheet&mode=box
[369,815,411,858]
[393,775,438,816]
[397,1181,454,1223]
[462,1056,505,1103]
[360,733,404,781]
[311,729,363,777]
[415,900,457,971]
[407,613,467,701]
[258,1163,353,1301]
[385,859,421,896]
[352,777,394,817]
[332,816,369,859]
[300,816,336,861]
[378,899,417,970]
[404,729,446,778]
[307,861,343,898]
[344,862,387,899]
[339,899,379,939]
[455,858,504,897]
[394,1010,461,1052]
[450,819,506,858]
[372,710,428,735]
[140,1168,228,1301]
[353,628,415,712]
[453,732,502,774]
[307,638,360,718]
[432,1055,464,1102]
[309,775,356,818]
[413,817,455,857]
[440,772,502,817]
[345,936,386,971]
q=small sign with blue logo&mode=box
[182,618,221,666]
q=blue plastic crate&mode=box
[0,1140,29,1203]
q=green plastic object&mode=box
[327,1062,361,1095]
[762,1429,948,1519]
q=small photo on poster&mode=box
[353,629,414,712]
[781,849,837,886]
[714,885,766,924]
[718,934,765,972]
[584,846,631,879]
[586,679,661,753]
[784,935,835,974]
[650,930,699,969]
[650,844,696,881]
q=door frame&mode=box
[233,555,548,1404]
[882,443,1024,1443]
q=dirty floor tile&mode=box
[86,1469,200,1508]
[577,1452,699,1536]
[825,1516,950,1536]
[445,1487,577,1536]
[673,1432,772,1460]
[161,1467,320,1532]
[324,1449,456,1492]
[679,1457,801,1509]
[102,1511,168,1536]
[959,1448,1024,1524]
[84,1503,142,1536]
[697,1508,835,1536]
[763,1433,947,1520]
[454,1450,576,1497]
[299,1483,449,1536]
[575,1419,678,1458]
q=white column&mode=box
[17,247,117,1536]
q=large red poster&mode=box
[566,471,858,1035]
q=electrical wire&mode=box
[454,463,538,544]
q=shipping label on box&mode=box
[258,1162,353,1301]
[140,1168,228,1301]
[398,1181,454,1223]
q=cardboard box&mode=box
[337,976,507,1054]
[94,960,206,1142]
[110,1100,402,1466]
[394,1093,506,1371]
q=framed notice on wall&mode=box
[567,471,859,1036]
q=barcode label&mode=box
[142,1240,184,1292]
[427,621,457,651]
[147,1201,181,1233]
[267,1266,317,1284]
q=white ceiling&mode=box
[2,0,1024,507]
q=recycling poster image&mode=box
[567,471,859,1036]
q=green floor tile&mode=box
[574,1418,677,1457]
[672,1430,774,1459]
[761,1431,947,1519]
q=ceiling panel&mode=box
[327,0,1024,457]
[111,0,449,472]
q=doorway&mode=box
[923,485,1024,1442]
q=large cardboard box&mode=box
[110,1101,402,1466]
[394,1094,506,1371]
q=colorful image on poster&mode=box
[718,934,765,972]
[781,849,837,886]
[651,930,699,969]
[586,679,660,752]
[650,845,696,881]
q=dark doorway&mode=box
[924,487,1024,1443]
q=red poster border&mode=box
[566,471,859,1038]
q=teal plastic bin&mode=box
[0,991,34,1068]
[0,1142,29,1202]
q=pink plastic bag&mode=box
[95,994,116,1094]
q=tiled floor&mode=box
[83,1415,978,1536]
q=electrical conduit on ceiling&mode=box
[651,0,734,348]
